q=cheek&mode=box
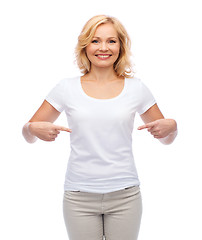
[112,48,120,59]
[85,47,93,61]
[116,47,120,55]
[112,44,121,55]
[86,44,96,55]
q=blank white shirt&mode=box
[45,76,156,193]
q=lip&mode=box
[95,54,112,60]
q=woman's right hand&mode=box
[29,121,72,142]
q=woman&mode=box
[22,15,177,240]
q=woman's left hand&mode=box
[137,119,177,139]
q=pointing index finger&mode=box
[137,122,155,130]
[137,124,148,130]
[55,125,72,132]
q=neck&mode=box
[84,66,121,83]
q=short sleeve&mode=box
[45,78,66,112]
[137,80,156,115]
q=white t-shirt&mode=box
[45,76,156,193]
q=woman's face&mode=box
[85,23,120,70]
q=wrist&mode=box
[27,122,32,135]
[159,119,178,145]
[22,122,38,143]
[168,119,177,133]
[27,122,35,136]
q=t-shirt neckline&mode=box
[78,76,127,101]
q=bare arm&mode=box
[138,104,177,145]
[29,100,61,123]
[22,100,72,143]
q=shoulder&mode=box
[52,76,80,89]
[58,76,79,84]
[127,76,145,89]
[127,76,155,102]
[47,76,80,95]
[127,76,142,83]
[128,76,153,89]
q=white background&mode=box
[1,0,202,239]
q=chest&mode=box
[80,80,125,99]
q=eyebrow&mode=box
[92,36,118,39]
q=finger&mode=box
[54,130,60,134]
[138,123,153,130]
[137,125,148,130]
[55,125,72,132]
[147,128,153,132]
[138,121,156,131]
[46,137,56,142]
[51,130,60,135]
[51,134,58,138]
[150,130,159,135]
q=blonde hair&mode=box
[75,15,134,78]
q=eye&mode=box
[92,40,98,43]
[109,40,116,43]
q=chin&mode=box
[94,61,116,68]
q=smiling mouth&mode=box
[95,54,112,59]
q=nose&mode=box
[99,42,108,51]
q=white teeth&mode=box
[97,55,110,58]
